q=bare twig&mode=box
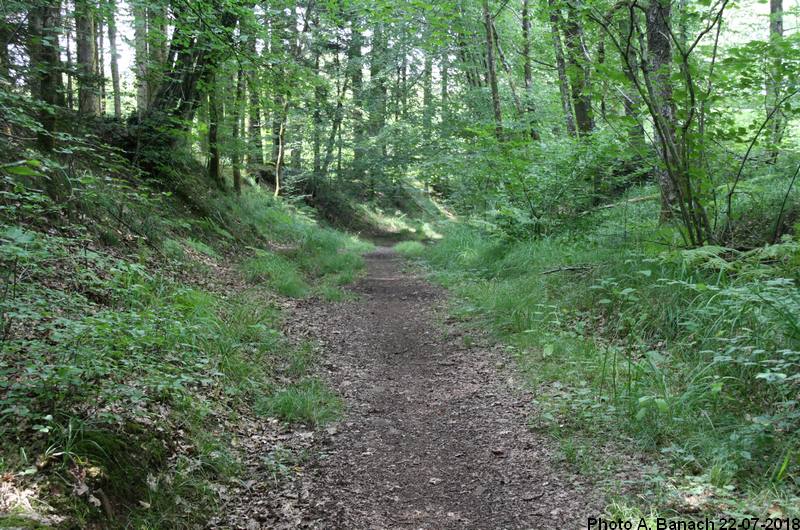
[541,265,594,275]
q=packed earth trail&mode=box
[217,247,603,529]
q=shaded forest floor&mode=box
[214,247,604,529]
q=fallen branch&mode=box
[541,265,593,275]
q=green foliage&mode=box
[422,214,800,514]
[0,176,356,527]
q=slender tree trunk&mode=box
[647,0,678,220]
[564,5,593,135]
[337,120,343,175]
[275,119,286,196]
[65,22,74,110]
[767,0,784,162]
[422,53,433,142]
[247,36,263,171]
[548,0,576,136]
[597,37,606,121]
[313,53,324,177]
[482,0,503,140]
[619,16,644,144]
[393,65,402,120]
[440,49,449,135]
[368,27,387,137]
[400,47,408,119]
[290,112,302,171]
[145,1,167,106]
[208,78,222,189]
[107,0,122,119]
[367,23,387,194]
[75,0,99,116]
[321,81,346,177]
[96,17,105,114]
[232,68,244,194]
[521,0,540,140]
[133,0,148,117]
[348,22,365,180]
[271,94,286,174]
[492,21,523,117]
[271,96,288,193]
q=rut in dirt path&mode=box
[287,246,603,529]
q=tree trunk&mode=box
[400,47,408,119]
[232,68,244,194]
[133,0,148,117]
[271,95,288,194]
[30,3,63,149]
[321,80,346,178]
[96,17,105,114]
[65,22,74,110]
[368,26,387,137]
[491,21,523,117]
[313,52,324,178]
[208,77,222,189]
[367,23,387,194]
[30,2,65,197]
[619,16,644,144]
[290,113,302,172]
[646,0,678,221]
[247,35,263,171]
[147,10,237,124]
[440,49,449,135]
[482,0,503,140]
[107,0,122,119]
[548,0,576,136]
[147,0,167,102]
[75,0,100,116]
[521,0,540,140]
[271,94,286,176]
[564,4,593,135]
[597,37,606,121]
[274,107,287,197]
[422,53,433,142]
[0,21,9,82]
[348,21,365,180]
[766,0,784,162]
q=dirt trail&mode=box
[216,247,602,529]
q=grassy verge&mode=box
[405,198,800,521]
[0,181,362,528]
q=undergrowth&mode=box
[0,166,360,527]
[416,194,800,521]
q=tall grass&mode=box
[421,214,800,514]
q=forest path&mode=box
[281,246,604,529]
